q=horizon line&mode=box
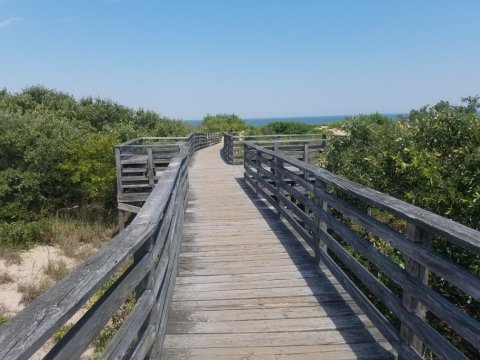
[185,112,405,122]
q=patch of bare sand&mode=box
[0,245,73,315]
[0,245,94,359]
[316,126,347,136]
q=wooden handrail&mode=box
[115,133,222,228]
[0,133,222,360]
[243,141,480,359]
[223,133,329,164]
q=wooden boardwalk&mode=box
[162,143,394,359]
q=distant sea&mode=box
[186,114,402,127]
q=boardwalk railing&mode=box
[115,133,221,228]
[0,133,221,360]
[244,141,480,359]
[223,133,328,164]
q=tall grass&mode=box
[0,205,117,262]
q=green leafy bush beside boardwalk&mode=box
[323,98,480,230]
[321,97,480,358]
[0,86,193,249]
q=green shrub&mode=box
[0,314,8,326]
[53,323,74,342]
[322,99,480,358]
[262,120,315,134]
[18,277,54,305]
[0,86,194,248]
[0,220,52,249]
[200,113,247,133]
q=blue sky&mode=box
[1,0,479,119]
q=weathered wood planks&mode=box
[116,133,222,229]
[162,143,394,359]
[244,141,480,360]
[0,133,220,360]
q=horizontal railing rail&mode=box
[223,133,329,164]
[0,133,222,360]
[243,141,480,360]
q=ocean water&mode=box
[187,114,401,127]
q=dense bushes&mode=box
[322,98,480,357]
[323,99,480,229]
[0,86,193,249]
[200,114,247,133]
[200,114,324,135]
[261,120,317,134]
[200,113,260,134]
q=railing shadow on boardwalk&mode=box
[234,176,394,359]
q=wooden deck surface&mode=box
[162,143,394,359]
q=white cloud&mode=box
[0,17,21,29]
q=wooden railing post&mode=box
[115,147,125,230]
[230,135,234,163]
[314,178,328,260]
[302,143,311,220]
[133,235,153,300]
[147,148,154,186]
[273,146,285,217]
[273,142,279,176]
[224,134,234,164]
[401,223,431,355]
[274,142,279,152]
[304,142,310,164]
[255,150,262,192]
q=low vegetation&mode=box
[261,120,318,134]
[323,98,480,230]
[321,97,480,358]
[43,258,69,282]
[0,86,193,252]
[18,278,54,305]
[199,113,329,135]
[200,113,259,134]
[0,271,13,284]
[0,249,22,265]
[0,305,8,326]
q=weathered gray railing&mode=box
[0,133,221,360]
[223,133,328,164]
[244,141,480,359]
[115,133,221,228]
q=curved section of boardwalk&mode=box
[162,143,393,359]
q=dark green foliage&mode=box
[0,220,52,249]
[262,120,316,134]
[322,100,480,358]
[200,113,247,133]
[0,86,193,249]
[325,104,480,229]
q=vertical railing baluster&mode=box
[133,235,154,301]
[401,223,431,355]
[115,147,125,229]
[147,148,154,186]
[273,144,284,218]
[303,142,309,164]
[314,177,328,262]
[255,150,262,192]
[302,143,311,222]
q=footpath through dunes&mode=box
[162,143,394,359]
